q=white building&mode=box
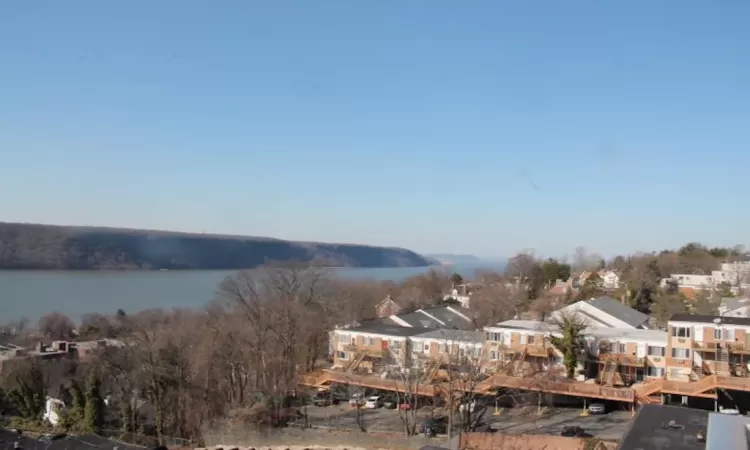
[598,270,621,289]
[548,296,651,329]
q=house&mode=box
[666,314,750,381]
[548,296,651,329]
[375,295,402,318]
[618,404,709,450]
[444,283,472,308]
[409,329,484,370]
[718,297,750,318]
[598,270,620,289]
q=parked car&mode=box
[312,391,339,407]
[365,396,383,409]
[588,403,606,415]
[419,416,447,436]
[561,426,586,437]
[398,402,413,410]
[383,395,398,409]
[349,392,365,406]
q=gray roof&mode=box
[344,322,434,337]
[586,296,650,328]
[413,329,485,344]
[671,314,750,326]
[707,412,750,450]
[420,306,474,330]
[721,297,750,312]
[619,404,709,450]
[397,306,474,330]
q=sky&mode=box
[1,2,749,259]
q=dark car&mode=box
[383,395,398,409]
[560,426,586,437]
[420,416,448,436]
[312,391,339,407]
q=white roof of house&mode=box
[487,319,666,342]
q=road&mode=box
[303,403,632,441]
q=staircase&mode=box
[344,352,366,373]
[633,378,665,405]
[601,359,617,386]
[689,364,706,382]
[508,349,527,377]
[422,360,441,382]
[717,345,730,376]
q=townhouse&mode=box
[666,314,750,381]
[319,295,750,406]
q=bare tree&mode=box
[37,312,75,340]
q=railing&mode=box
[693,341,719,351]
[475,373,634,401]
[727,342,750,354]
[598,353,644,366]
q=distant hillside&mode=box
[0,222,432,270]
[427,254,482,265]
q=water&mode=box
[0,261,505,321]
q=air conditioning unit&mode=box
[678,338,687,344]
[653,357,662,362]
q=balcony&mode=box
[693,341,719,351]
[727,342,750,354]
[598,353,645,366]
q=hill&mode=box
[0,222,433,270]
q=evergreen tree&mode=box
[549,312,588,379]
[83,373,104,433]
[8,362,46,420]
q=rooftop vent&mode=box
[663,420,685,430]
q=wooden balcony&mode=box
[598,353,645,366]
[727,342,750,354]
[475,373,634,402]
[299,369,438,397]
[343,345,384,357]
[693,341,719,351]
[666,357,692,368]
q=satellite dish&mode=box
[713,318,722,324]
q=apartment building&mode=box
[666,314,750,381]
[331,323,432,372]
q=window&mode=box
[413,342,423,352]
[487,332,502,342]
[671,348,690,359]
[459,347,466,357]
[366,337,375,346]
[424,343,430,352]
[525,335,535,344]
[490,351,498,360]
[672,327,691,338]
[618,343,626,353]
[647,346,666,357]
[724,329,735,341]
[441,343,448,353]
[714,328,721,340]
[336,351,347,360]
[647,367,664,377]
[338,334,350,344]
[390,340,402,349]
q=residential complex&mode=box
[302,295,750,410]
[663,261,750,297]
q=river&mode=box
[0,261,505,321]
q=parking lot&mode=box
[303,402,632,441]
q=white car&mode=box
[588,403,606,415]
[365,396,383,409]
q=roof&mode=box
[396,310,444,328]
[585,296,651,328]
[337,322,434,337]
[721,297,750,312]
[412,329,485,344]
[670,314,750,326]
[706,412,750,450]
[585,327,667,342]
[619,404,709,450]
[419,306,474,330]
[488,319,561,333]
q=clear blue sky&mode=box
[1,2,748,259]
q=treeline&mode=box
[0,222,432,270]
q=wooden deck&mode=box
[300,369,750,404]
